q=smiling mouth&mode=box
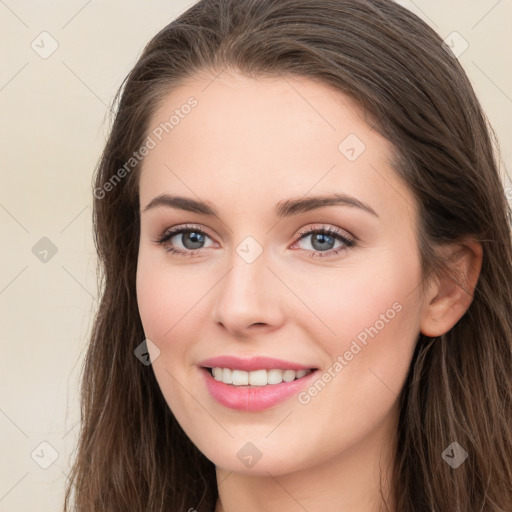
[204,367,318,386]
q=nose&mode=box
[211,248,285,338]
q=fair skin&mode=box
[136,69,482,512]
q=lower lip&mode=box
[200,367,318,411]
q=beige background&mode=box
[0,1,510,510]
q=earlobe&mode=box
[420,239,483,337]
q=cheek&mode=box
[294,246,422,395]
[135,254,205,415]
[287,290,419,472]
[136,259,171,341]
[135,250,203,342]
[298,252,420,346]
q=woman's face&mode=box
[136,70,427,476]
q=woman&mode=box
[64,0,512,510]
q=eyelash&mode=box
[153,223,356,259]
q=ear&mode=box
[420,239,483,337]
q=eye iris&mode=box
[182,231,205,249]
[311,233,335,251]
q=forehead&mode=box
[138,70,415,222]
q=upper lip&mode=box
[198,355,317,372]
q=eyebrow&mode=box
[142,192,378,218]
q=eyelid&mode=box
[154,223,356,257]
[156,223,216,240]
[153,223,217,248]
[294,224,356,245]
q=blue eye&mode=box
[154,224,214,255]
[154,223,356,258]
[294,225,355,258]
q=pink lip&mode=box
[200,367,318,411]
[198,355,316,372]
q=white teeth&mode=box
[248,369,267,386]
[282,369,296,382]
[231,369,249,385]
[222,368,233,384]
[267,369,283,385]
[210,367,313,386]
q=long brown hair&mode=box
[64,1,512,510]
